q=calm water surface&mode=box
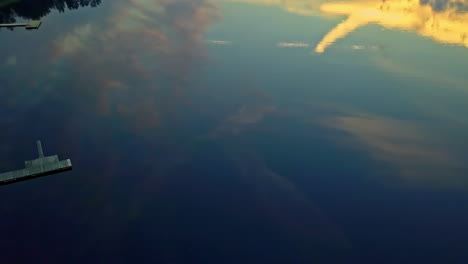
[0,0,467,263]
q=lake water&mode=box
[0,0,467,263]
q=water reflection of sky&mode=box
[230,0,468,52]
[0,0,468,263]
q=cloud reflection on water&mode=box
[227,0,468,52]
[320,110,468,189]
[316,0,468,53]
[50,0,220,128]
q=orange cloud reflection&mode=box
[321,111,467,189]
[316,0,468,52]
[227,0,467,52]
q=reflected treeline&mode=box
[420,0,468,11]
[0,0,101,23]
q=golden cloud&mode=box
[321,111,467,189]
[226,0,468,52]
[316,0,468,52]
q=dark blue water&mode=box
[1,0,468,263]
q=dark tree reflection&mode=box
[0,0,102,23]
